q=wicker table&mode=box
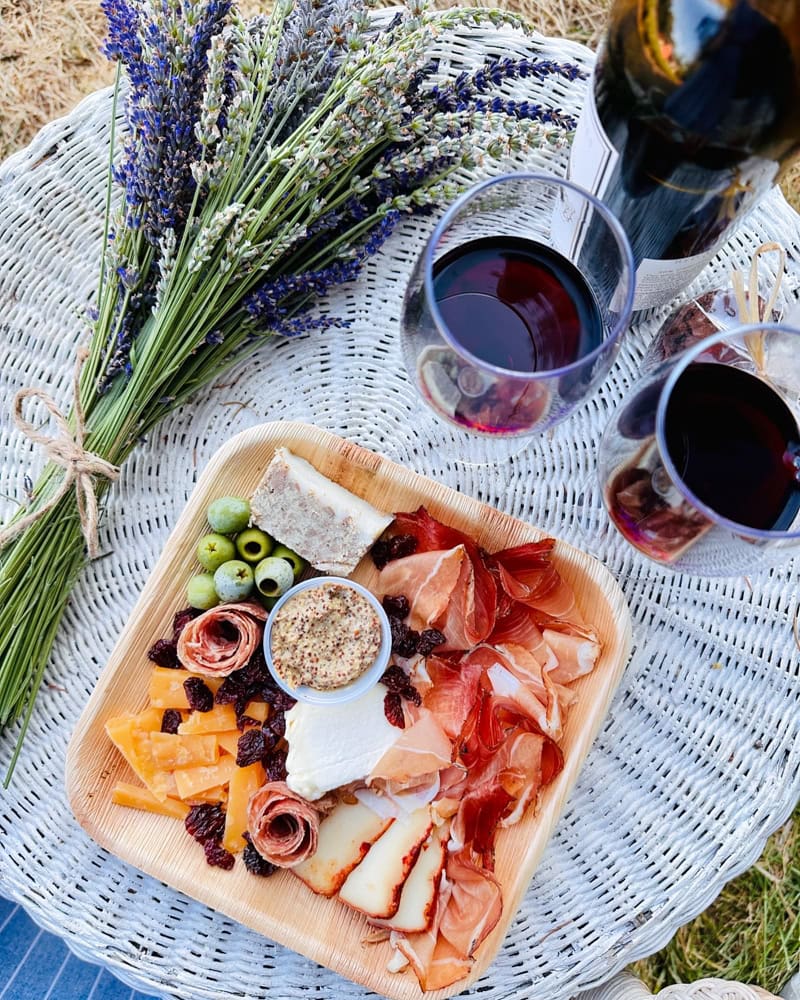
[0,21,799,1000]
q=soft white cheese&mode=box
[285,684,399,801]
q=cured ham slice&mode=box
[384,507,497,645]
[494,643,577,714]
[450,729,564,861]
[459,646,563,740]
[423,656,483,740]
[247,781,321,867]
[394,875,456,988]
[370,708,453,785]
[543,628,600,684]
[391,506,476,554]
[394,850,501,990]
[440,850,502,957]
[489,602,557,670]
[486,661,562,741]
[491,540,583,623]
[177,601,266,677]
[379,546,466,636]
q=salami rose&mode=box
[177,601,267,677]
[247,782,320,867]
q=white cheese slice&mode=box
[285,684,399,801]
[250,447,393,575]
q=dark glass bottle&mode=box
[562,0,800,310]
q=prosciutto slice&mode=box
[491,541,583,622]
[370,708,453,786]
[542,628,600,684]
[247,781,321,867]
[384,507,497,645]
[379,547,466,637]
[394,847,500,990]
[177,601,266,677]
[423,655,483,740]
[439,850,502,957]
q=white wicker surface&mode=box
[0,21,799,1000]
[581,972,782,1000]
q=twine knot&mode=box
[0,347,119,559]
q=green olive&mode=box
[214,560,254,601]
[207,496,250,534]
[271,543,307,579]
[187,574,218,610]
[196,533,236,571]
[253,556,295,598]
[235,528,274,563]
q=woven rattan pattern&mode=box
[1,22,799,1000]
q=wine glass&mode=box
[399,173,635,443]
[598,323,800,576]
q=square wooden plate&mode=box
[66,421,632,999]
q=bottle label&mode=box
[632,250,717,310]
[552,77,619,260]
[555,80,779,311]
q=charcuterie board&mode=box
[66,421,632,999]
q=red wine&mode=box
[432,236,603,372]
[563,0,800,310]
[607,363,800,561]
[664,363,800,531]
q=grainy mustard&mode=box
[271,583,381,690]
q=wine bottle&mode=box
[556,0,800,310]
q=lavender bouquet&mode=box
[0,0,582,778]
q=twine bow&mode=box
[0,347,120,559]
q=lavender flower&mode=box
[103,0,232,244]
[243,210,399,336]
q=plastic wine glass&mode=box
[598,323,800,576]
[399,173,635,447]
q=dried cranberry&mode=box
[184,676,214,712]
[266,710,286,739]
[390,619,419,658]
[147,638,179,669]
[384,691,405,728]
[242,833,277,877]
[388,535,417,561]
[238,646,270,687]
[403,684,422,707]
[214,675,244,705]
[185,804,226,844]
[382,595,410,620]
[416,628,446,656]
[172,607,199,638]
[380,665,409,693]
[236,728,269,767]
[370,539,392,570]
[203,839,235,870]
[271,688,297,712]
[264,747,287,782]
[160,709,182,734]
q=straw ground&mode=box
[0,0,798,993]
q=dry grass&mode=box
[0,0,607,161]
[0,0,798,994]
[0,1,111,157]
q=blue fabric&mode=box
[0,895,161,1000]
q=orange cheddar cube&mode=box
[173,756,238,800]
[223,761,266,854]
[111,781,190,819]
[150,732,219,769]
[177,703,238,734]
